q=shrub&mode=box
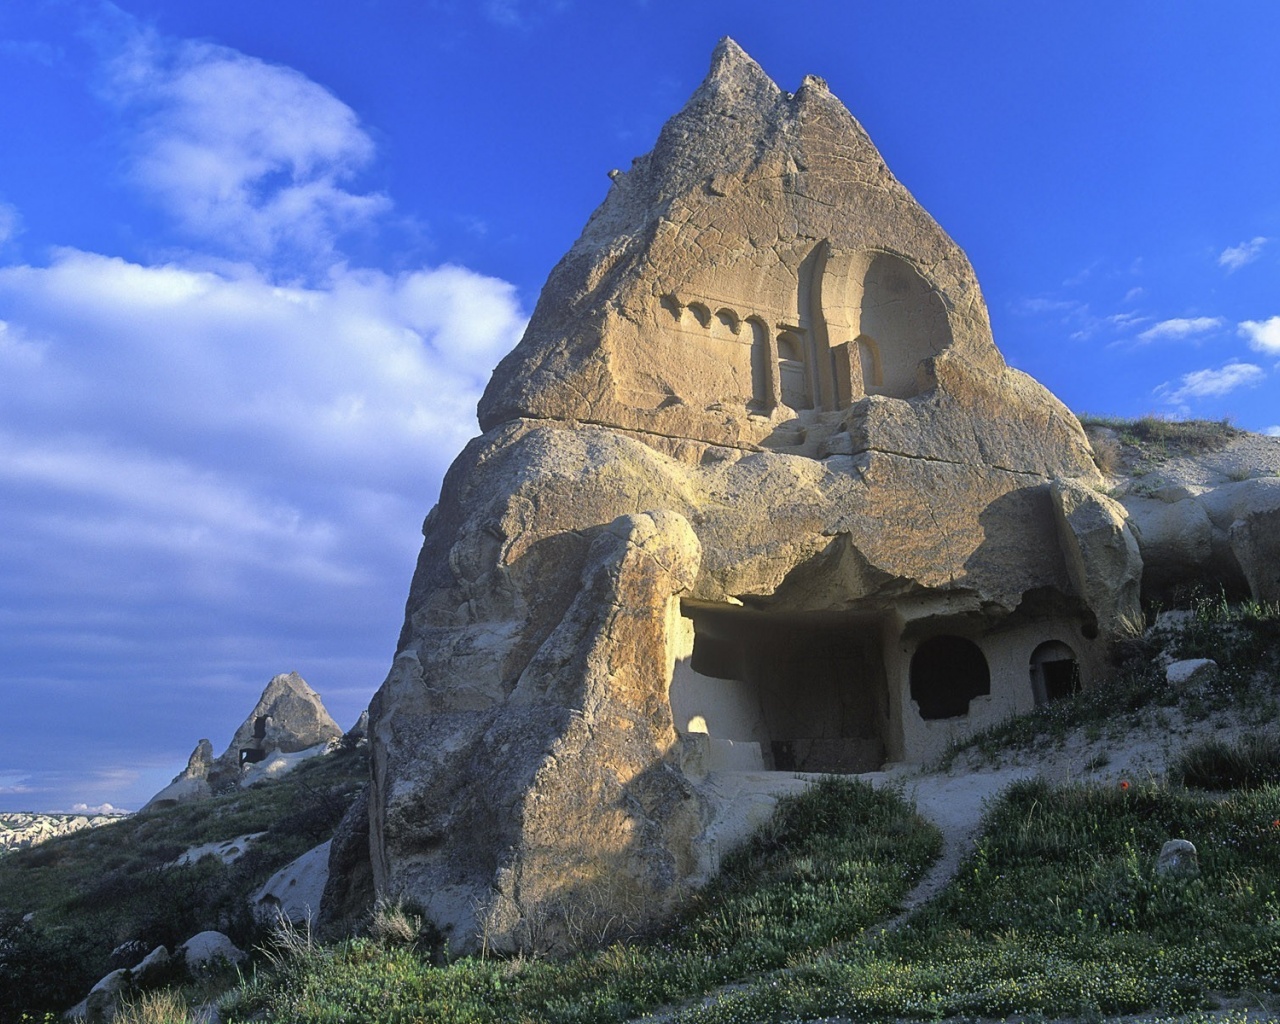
[1170,732,1280,791]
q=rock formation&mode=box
[142,672,342,812]
[364,39,1143,953]
[0,811,124,854]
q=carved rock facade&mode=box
[365,39,1143,952]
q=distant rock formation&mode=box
[363,39,1144,954]
[141,672,342,813]
[0,812,124,854]
[210,671,342,782]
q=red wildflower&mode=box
[1119,780,1131,791]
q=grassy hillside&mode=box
[0,745,367,1019]
[221,597,1280,1024]
[6,596,1280,1023]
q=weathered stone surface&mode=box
[1167,658,1219,687]
[176,931,246,973]
[1120,467,1280,602]
[1051,481,1143,635]
[368,39,1143,954]
[213,672,341,781]
[140,739,214,813]
[319,785,374,933]
[1157,838,1199,877]
[253,839,331,925]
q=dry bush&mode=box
[369,897,422,946]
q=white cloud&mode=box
[1157,361,1265,405]
[1137,317,1225,344]
[1123,286,1145,303]
[1266,426,1280,437]
[1239,316,1280,355]
[70,802,123,814]
[103,30,388,266]
[0,248,526,662]
[1015,297,1080,315]
[1218,236,1268,271]
[0,17,531,811]
[482,0,570,27]
[0,250,525,484]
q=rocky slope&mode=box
[0,811,125,854]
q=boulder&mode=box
[1166,659,1219,688]
[131,945,170,987]
[367,39,1144,954]
[176,931,247,974]
[83,968,130,1023]
[253,840,332,925]
[1122,475,1280,602]
[1157,838,1200,878]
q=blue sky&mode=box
[2,1,1278,812]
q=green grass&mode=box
[0,746,367,1020]
[1171,733,1280,792]
[220,776,941,1024]
[214,772,1280,1024]
[675,778,1280,1022]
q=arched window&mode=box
[910,635,990,719]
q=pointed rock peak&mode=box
[700,36,779,98]
[215,671,343,767]
[797,73,831,95]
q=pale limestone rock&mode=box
[1166,659,1219,687]
[253,839,332,925]
[140,739,213,813]
[1119,459,1280,603]
[1157,838,1199,877]
[213,672,342,782]
[176,931,246,973]
[1051,481,1143,636]
[367,39,1143,954]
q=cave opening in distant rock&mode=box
[671,602,888,773]
[909,635,990,719]
[1029,640,1079,705]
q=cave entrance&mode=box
[1030,640,1080,705]
[671,602,889,773]
[909,635,990,719]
